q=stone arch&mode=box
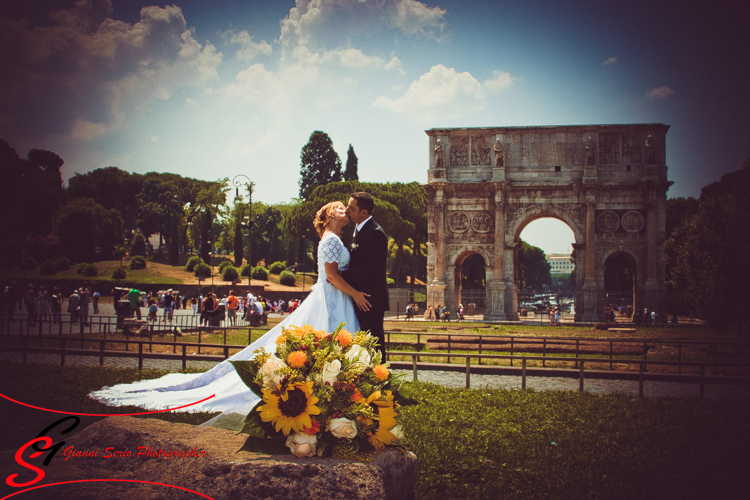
[425,123,672,322]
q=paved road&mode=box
[1,350,747,401]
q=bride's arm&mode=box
[325,261,371,311]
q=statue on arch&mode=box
[434,138,445,169]
[645,135,655,163]
[493,138,504,167]
[584,135,595,166]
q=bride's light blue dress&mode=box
[89,232,359,415]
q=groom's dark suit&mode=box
[341,218,390,360]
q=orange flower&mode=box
[287,350,307,368]
[372,364,389,381]
[337,329,353,347]
[350,390,363,402]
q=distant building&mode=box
[546,254,574,275]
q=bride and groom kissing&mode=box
[90,191,390,414]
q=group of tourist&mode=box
[1,281,100,327]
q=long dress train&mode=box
[89,232,359,416]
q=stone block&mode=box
[0,417,418,500]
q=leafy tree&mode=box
[344,144,359,181]
[517,240,552,290]
[56,198,124,262]
[67,166,143,230]
[664,159,750,330]
[299,131,342,200]
[130,233,147,257]
[0,139,64,244]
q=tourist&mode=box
[92,289,100,314]
[226,290,239,327]
[68,289,80,325]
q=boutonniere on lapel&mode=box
[351,243,359,251]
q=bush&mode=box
[40,260,57,275]
[269,261,287,275]
[77,263,98,277]
[251,266,269,280]
[218,260,233,273]
[279,270,296,286]
[20,256,38,270]
[387,277,395,288]
[111,267,127,280]
[194,262,212,278]
[129,256,147,270]
[240,264,252,277]
[130,233,147,257]
[222,266,239,282]
[55,257,71,271]
[185,255,202,272]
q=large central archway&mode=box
[425,124,672,322]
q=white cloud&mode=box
[223,30,273,61]
[0,0,221,140]
[71,119,107,141]
[279,0,447,61]
[603,56,618,65]
[373,64,487,122]
[483,70,516,92]
[647,86,675,99]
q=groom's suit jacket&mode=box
[341,218,390,315]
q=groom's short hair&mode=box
[351,192,374,214]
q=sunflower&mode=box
[367,391,399,451]
[257,381,321,436]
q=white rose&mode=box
[260,355,287,389]
[329,417,358,439]
[322,359,342,385]
[344,345,371,375]
[389,424,405,441]
[286,432,317,458]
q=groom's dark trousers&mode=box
[341,218,390,361]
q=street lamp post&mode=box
[232,175,253,288]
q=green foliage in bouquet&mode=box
[230,323,412,460]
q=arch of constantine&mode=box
[425,124,672,322]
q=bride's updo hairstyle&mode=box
[313,201,340,238]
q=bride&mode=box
[89,201,370,415]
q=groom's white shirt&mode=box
[354,216,372,236]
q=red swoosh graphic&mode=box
[0,392,215,416]
[1,479,215,499]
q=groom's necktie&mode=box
[353,226,359,239]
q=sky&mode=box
[1,0,748,255]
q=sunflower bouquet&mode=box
[230,322,410,460]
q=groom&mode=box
[342,192,390,361]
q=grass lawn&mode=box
[0,363,747,499]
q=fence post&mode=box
[678,342,682,374]
[639,362,644,397]
[579,361,585,392]
[182,344,187,371]
[510,337,514,367]
[447,335,451,364]
[99,338,104,366]
[522,358,527,390]
[138,342,143,370]
[643,341,648,372]
[700,365,705,399]
[22,335,28,365]
[61,338,65,366]
[412,355,418,381]
[465,356,471,389]
[543,338,546,367]
[610,341,613,370]
[248,329,252,345]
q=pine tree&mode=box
[344,144,359,181]
[298,131,342,200]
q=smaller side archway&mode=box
[603,251,638,321]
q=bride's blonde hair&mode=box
[313,201,343,238]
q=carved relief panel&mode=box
[471,136,491,165]
[450,138,469,166]
[599,133,620,164]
